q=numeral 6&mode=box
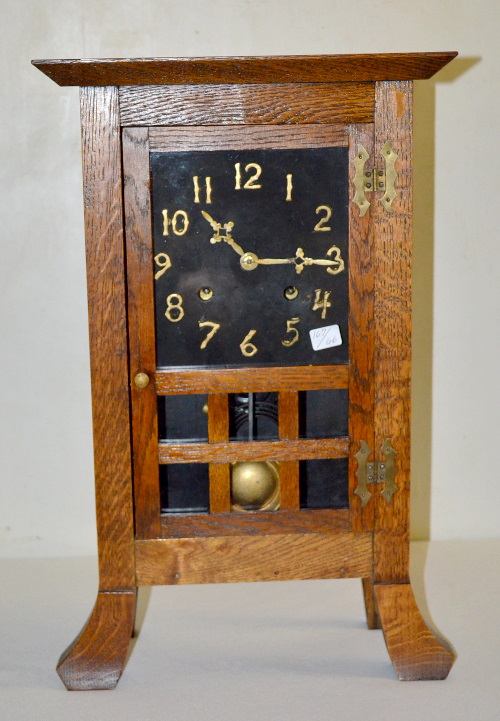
[240,329,258,357]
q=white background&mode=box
[1,0,499,557]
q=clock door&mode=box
[123,124,375,553]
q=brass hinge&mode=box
[352,141,398,217]
[354,439,397,507]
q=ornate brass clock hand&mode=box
[201,211,244,256]
[201,213,344,275]
[249,246,345,275]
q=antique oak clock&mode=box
[33,52,457,689]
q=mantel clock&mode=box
[33,52,457,689]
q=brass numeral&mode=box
[325,245,345,275]
[162,209,190,236]
[193,176,212,204]
[198,320,220,349]
[165,293,184,322]
[314,205,332,232]
[235,162,262,190]
[312,289,332,319]
[282,316,300,347]
[154,252,172,279]
[286,173,293,201]
[240,329,258,357]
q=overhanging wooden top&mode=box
[32,52,457,87]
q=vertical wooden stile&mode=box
[372,81,413,583]
[278,391,300,510]
[208,393,231,512]
[80,87,136,588]
[347,123,376,534]
[122,127,162,540]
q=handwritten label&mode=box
[309,324,342,351]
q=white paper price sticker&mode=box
[309,324,343,351]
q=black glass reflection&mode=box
[158,394,208,442]
[229,392,279,441]
[160,463,209,513]
[299,458,348,509]
[299,389,348,439]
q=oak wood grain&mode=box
[375,583,456,680]
[122,127,162,540]
[33,52,458,87]
[208,394,231,513]
[348,124,376,533]
[57,590,136,690]
[155,365,349,394]
[278,392,300,510]
[135,532,372,585]
[160,508,350,538]
[149,125,347,151]
[158,437,349,464]
[361,577,381,629]
[372,81,413,584]
[80,86,136,589]
[119,83,374,126]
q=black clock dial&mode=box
[150,147,348,368]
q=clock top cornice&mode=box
[32,52,457,87]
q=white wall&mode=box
[1,0,498,556]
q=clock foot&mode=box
[375,583,456,680]
[361,578,382,629]
[57,589,136,690]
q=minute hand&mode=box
[256,247,345,275]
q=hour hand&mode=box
[201,211,244,256]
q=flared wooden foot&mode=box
[57,589,137,690]
[361,578,382,629]
[375,583,456,680]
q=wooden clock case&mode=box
[33,52,457,689]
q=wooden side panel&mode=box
[208,394,231,513]
[278,391,300,510]
[149,125,347,151]
[122,127,161,540]
[156,365,349,394]
[80,87,135,590]
[119,83,374,126]
[372,81,413,583]
[135,532,372,585]
[348,124,376,533]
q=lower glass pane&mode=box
[160,463,209,513]
[299,458,348,509]
[158,394,208,442]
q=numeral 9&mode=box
[154,253,172,279]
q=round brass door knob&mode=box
[134,372,150,389]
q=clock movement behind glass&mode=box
[33,52,457,689]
